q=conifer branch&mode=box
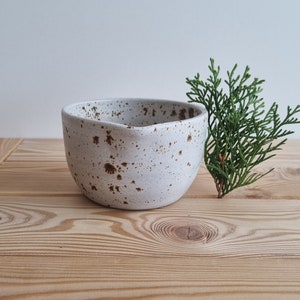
[186,59,300,198]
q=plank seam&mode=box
[0,139,23,165]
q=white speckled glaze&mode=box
[62,98,207,210]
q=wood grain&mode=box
[1,195,300,299]
[0,138,300,299]
[1,139,299,199]
[7,139,65,161]
[187,139,300,199]
[1,196,300,258]
[0,138,22,164]
[0,161,79,196]
[1,256,300,300]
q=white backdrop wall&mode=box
[0,0,300,138]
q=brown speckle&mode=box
[112,110,122,117]
[93,136,99,144]
[179,150,182,155]
[188,108,195,118]
[115,186,120,192]
[187,134,192,142]
[121,162,128,167]
[143,107,148,115]
[136,187,143,192]
[106,130,114,145]
[179,108,187,120]
[80,183,87,192]
[152,109,156,116]
[91,185,97,191]
[104,163,117,174]
[131,180,135,184]
[123,201,128,205]
[171,109,177,116]
[187,162,191,166]
[117,174,122,180]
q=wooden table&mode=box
[1,138,300,299]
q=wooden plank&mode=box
[187,157,300,199]
[0,256,299,299]
[0,139,299,299]
[0,160,299,199]
[274,139,300,158]
[0,196,299,258]
[1,195,300,299]
[187,139,300,199]
[7,139,65,161]
[1,158,299,199]
[0,161,79,196]
[0,139,299,199]
[0,138,22,164]
[0,139,300,199]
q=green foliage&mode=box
[186,59,300,198]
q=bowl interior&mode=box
[64,99,204,127]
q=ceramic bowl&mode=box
[62,98,207,210]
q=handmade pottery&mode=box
[62,98,207,210]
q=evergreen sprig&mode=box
[186,58,300,198]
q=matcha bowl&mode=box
[62,98,207,210]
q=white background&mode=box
[1,0,299,138]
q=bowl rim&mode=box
[62,98,207,130]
